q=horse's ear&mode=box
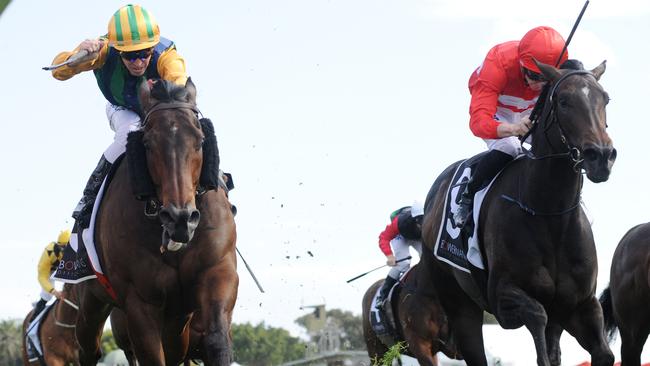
[139,80,153,112]
[535,59,562,82]
[185,77,197,105]
[591,60,607,81]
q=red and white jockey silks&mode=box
[468,40,540,140]
[467,26,568,141]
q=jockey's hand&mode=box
[77,38,104,54]
[386,255,397,266]
[51,290,64,300]
[497,117,532,138]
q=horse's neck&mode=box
[520,146,583,212]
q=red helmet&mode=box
[518,26,568,73]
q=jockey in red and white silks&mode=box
[452,26,569,228]
[467,26,568,157]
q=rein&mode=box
[522,69,595,172]
[54,298,79,328]
[505,69,596,217]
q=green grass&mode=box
[373,342,407,366]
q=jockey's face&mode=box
[523,67,547,92]
[120,48,153,77]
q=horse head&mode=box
[139,78,204,246]
[534,59,616,182]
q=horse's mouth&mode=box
[582,146,616,183]
[158,204,201,252]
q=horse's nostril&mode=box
[583,149,598,162]
[159,210,173,224]
[609,148,617,162]
[189,210,201,224]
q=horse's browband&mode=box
[142,102,201,126]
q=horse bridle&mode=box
[141,101,201,127]
[523,69,597,172]
[54,298,79,328]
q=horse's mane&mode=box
[149,79,190,104]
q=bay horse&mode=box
[600,222,650,366]
[361,264,461,366]
[110,307,206,366]
[74,78,238,366]
[21,283,80,366]
[420,60,616,366]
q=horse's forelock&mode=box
[150,80,190,104]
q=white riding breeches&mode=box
[39,288,53,302]
[482,110,531,157]
[387,236,422,280]
[103,103,141,163]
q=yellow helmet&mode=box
[108,4,160,52]
[57,229,71,245]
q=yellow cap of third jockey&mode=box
[108,4,160,52]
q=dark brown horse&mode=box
[600,223,650,366]
[420,60,616,366]
[74,79,238,366]
[22,283,80,366]
[362,264,461,366]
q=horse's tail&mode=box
[598,286,617,343]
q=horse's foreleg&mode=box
[125,300,165,366]
[197,266,238,366]
[76,285,112,366]
[619,328,647,366]
[494,285,550,366]
[545,322,563,366]
[441,298,486,366]
[564,297,614,366]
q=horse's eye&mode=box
[558,96,569,109]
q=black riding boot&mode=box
[375,276,398,308]
[30,299,47,322]
[453,150,514,227]
[72,155,112,228]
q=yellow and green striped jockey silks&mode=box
[108,4,160,52]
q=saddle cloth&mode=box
[433,152,503,272]
[25,302,55,362]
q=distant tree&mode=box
[0,0,10,16]
[232,322,306,366]
[295,308,365,350]
[0,318,22,366]
[101,329,118,356]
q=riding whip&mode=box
[520,0,590,144]
[346,256,412,283]
[236,246,265,293]
[42,49,90,71]
[556,0,590,67]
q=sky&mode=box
[0,0,649,364]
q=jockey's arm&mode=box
[51,37,109,81]
[36,246,55,294]
[157,47,187,86]
[378,216,399,256]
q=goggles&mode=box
[120,48,153,62]
[523,68,546,82]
